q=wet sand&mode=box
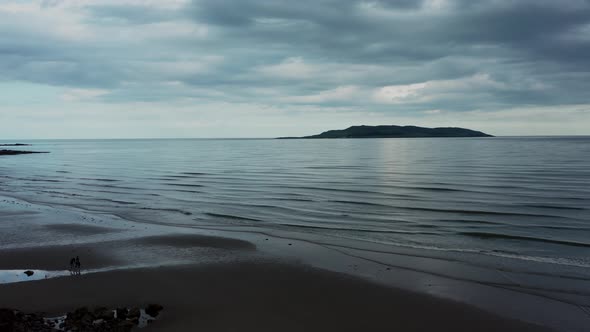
[0,232,551,332]
[0,237,119,271]
[0,197,560,331]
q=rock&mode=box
[0,309,16,331]
[93,307,113,320]
[0,309,48,332]
[1,305,160,332]
[64,307,93,331]
[115,319,135,332]
[80,312,94,325]
[115,308,128,320]
[128,307,141,320]
[70,307,90,320]
[92,318,104,326]
[24,270,34,277]
[145,304,163,317]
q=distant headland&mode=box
[0,143,47,156]
[0,150,48,156]
[278,125,493,139]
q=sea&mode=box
[1,137,590,316]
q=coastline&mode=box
[1,261,549,332]
[0,196,581,331]
[0,150,47,156]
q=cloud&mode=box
[61,88,109,102]
[374,83,428,104]
[373,74,511,104]
[1,0,590,137]
[423,109,442,114]
[256,57,316,80]
[282,86,361,104]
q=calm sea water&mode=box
[1,137,590,289]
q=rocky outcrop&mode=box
[145,304,164,318]
[0,308,46,332]
[0,305,163,331]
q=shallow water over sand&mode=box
[0,269,66,284]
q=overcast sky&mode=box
[1,0,590,138]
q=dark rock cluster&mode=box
[0,308,46,332]
[144,304,163,318]
[0,304,163,331]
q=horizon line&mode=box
[2,135,590,141]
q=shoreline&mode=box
[1,261,550,332]
[0,195,587,331]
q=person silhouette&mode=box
[75,256,81,275]
[69,257,75,270]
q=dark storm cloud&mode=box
[190,0,590,64]
[187,0,590,109]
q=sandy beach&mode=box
[0,198,554,332]
[2,191,587,331]
[1,237,550,332]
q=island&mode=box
[278,125,493,139]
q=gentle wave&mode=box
[204,212,262,222]
[79,178,119,182]
[459,232,590,248]
[79,183,143,191]
[277,223,441,235]
[329,200,392,208]
[140,207,193,216]
[163,183,205,188]
[519,204,586,211]
[401,206,565,218]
